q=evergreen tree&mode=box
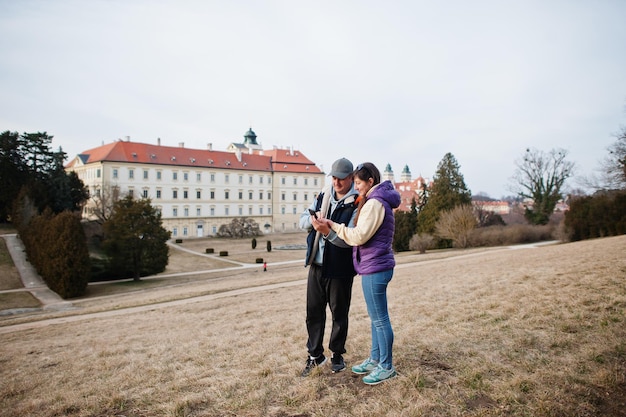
[393,197,418,252]
[21,132,55,182]
[46,149,89,213]
[0,131,88,221]
[41,211,91,298]
[417,152,472,236]
[103,196,171,281]
[0,131,28,222]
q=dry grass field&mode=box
[0,233,625,417]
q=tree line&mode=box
[0,131,87,222]
[564,123,626,240]
[392,120,626,251]
[1,131,170,297]
[3,119,625,296]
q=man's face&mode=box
[332,175,353,197]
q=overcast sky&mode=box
[1,0,625,198]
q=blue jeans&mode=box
[361,268,394,369]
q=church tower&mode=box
[243,128,258,146]
[228,127,263,154]
[382,163,395,182]
[400,164,412,182]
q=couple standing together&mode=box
[299,158,401,385]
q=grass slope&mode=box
[0,235,625,416]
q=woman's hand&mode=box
[312,217,333,235]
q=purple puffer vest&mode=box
[353,180,401,275]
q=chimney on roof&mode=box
[125,136,130,142]
[179,142,184,148]
[207,143,212,151]
[157,137,161,146]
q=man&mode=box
[299,157,359,376]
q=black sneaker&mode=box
[301,354,327,377]
[331,353,346,373]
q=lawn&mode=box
[0,234,624,416]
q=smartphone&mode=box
[308,208,318,219]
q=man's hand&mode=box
[313,217,333,236]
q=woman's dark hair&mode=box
[352,162,381,226]
[353,162,381,186]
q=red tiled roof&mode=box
[68,141,323,174]
[263,148,322,174]
[393,178,430,212]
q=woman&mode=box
[317,162,401,385]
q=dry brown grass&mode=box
[0,237,22,291]
[0,292,40,311]
[1,234,625,416]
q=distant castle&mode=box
[382,163,431,212]
[383,164,518,216]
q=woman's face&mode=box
[354,176,374,197]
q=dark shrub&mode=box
[469,224,554,247]
[24,211,90,298]
[565,190,626,241]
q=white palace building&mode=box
[66,128,325,238]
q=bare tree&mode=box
[600,127,626,189]
[409,233,434,254]
[472,200,505,227]
[510,148,575,225]
[434,205,477,248]
[217,218,261,238]
[90,183,121,224]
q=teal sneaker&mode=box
[362,365,397,385]
[351,357,378,375]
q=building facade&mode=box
[66,129,325,237]
[383,163,430,212]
